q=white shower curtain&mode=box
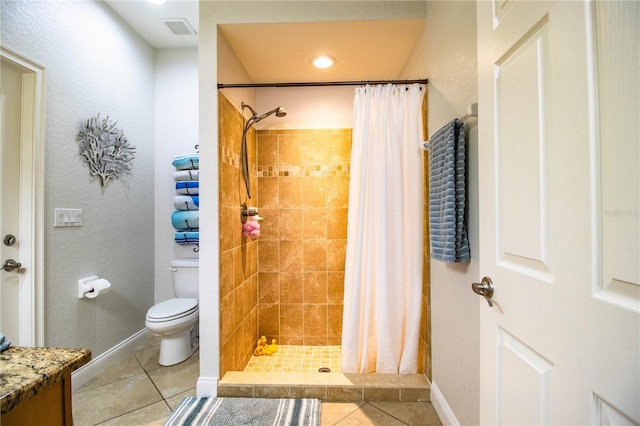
[341,84,425,374]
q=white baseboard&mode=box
[196,376,220,397]
[431,381,460,426]
[71,328,153,391]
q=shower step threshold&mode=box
[218,372,430,402]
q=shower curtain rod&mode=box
[217,79,428,89]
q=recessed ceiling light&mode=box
[147,0,167,5]
[312,55,336,69]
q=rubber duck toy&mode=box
[266,339,278,355]
[253,336,268,356]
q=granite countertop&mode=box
[0,346,91,414]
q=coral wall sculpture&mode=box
[77,114,136,187]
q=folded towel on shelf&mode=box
[429,119,470,263]
[174,195,199,211]
[0,332,11,352]
[172,210,199,230]
[175,231,199,245]
[172,153,199,170]
[174,170,199,181]
[175,181,199,195]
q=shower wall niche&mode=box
[255,128,352,346]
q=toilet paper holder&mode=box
[78,276,111,299]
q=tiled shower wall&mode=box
[255,129,351,346]
[219,94,259,378]
[218,93,431,378]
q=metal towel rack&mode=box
[422,102,478,151]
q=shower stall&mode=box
[217,91,431,380]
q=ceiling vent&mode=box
[163,18,197,36]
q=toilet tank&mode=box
[171,258,199,298]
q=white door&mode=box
[477,1,639,424]
[0,63,23,343]
[0,50,44,347]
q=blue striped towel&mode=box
[174,195,199,211]
[429,119,470,263]
[176,181,199,195]
[175,232,199,245]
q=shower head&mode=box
[241,102,286,125]
[240,103,287,199]
[256,106,287,123]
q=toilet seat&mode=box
[146,298,198,323]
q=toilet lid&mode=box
[147,298,198,320]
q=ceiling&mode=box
[104,0,425,83]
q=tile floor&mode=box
[72,337,441,425]
[245,345,342,373]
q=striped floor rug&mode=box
[164,397,321,426]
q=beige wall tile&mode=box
[258,272,279,304]
[327,272,344,304]
[303,208,327,239]
[233,247,245,289]
[258,208,279,240]
[327,208,348,239]
[304,304,327,337]
[220,295,234,344]
[301,133,327,165]
[278,133,303,166]
[303,240,327,271]
[280,272,303,303]
[257,134,278,166]
[279,208,302,240]
[220,250,234,299]
[326,176,349,208]
[258,304,279,337]
[326,131,352,165]
[279,177,303,208]
[257,177,279,208]
[304,272,328,303]
[303,177,327,207]
[328,304,344,337]
[326,240,346,271]
[280,240,303,271]
[280,304,303,336]
[258,241,279,272]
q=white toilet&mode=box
[145,258,199,366]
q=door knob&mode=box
[1,259,22,272]
[472,276,494,307]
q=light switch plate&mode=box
[54,208,83,227]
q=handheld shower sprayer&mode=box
[240,102,287,199]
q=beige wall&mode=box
[400,1,480,424]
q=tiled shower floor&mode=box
[244,345,342,373]
[220,345,434,405]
